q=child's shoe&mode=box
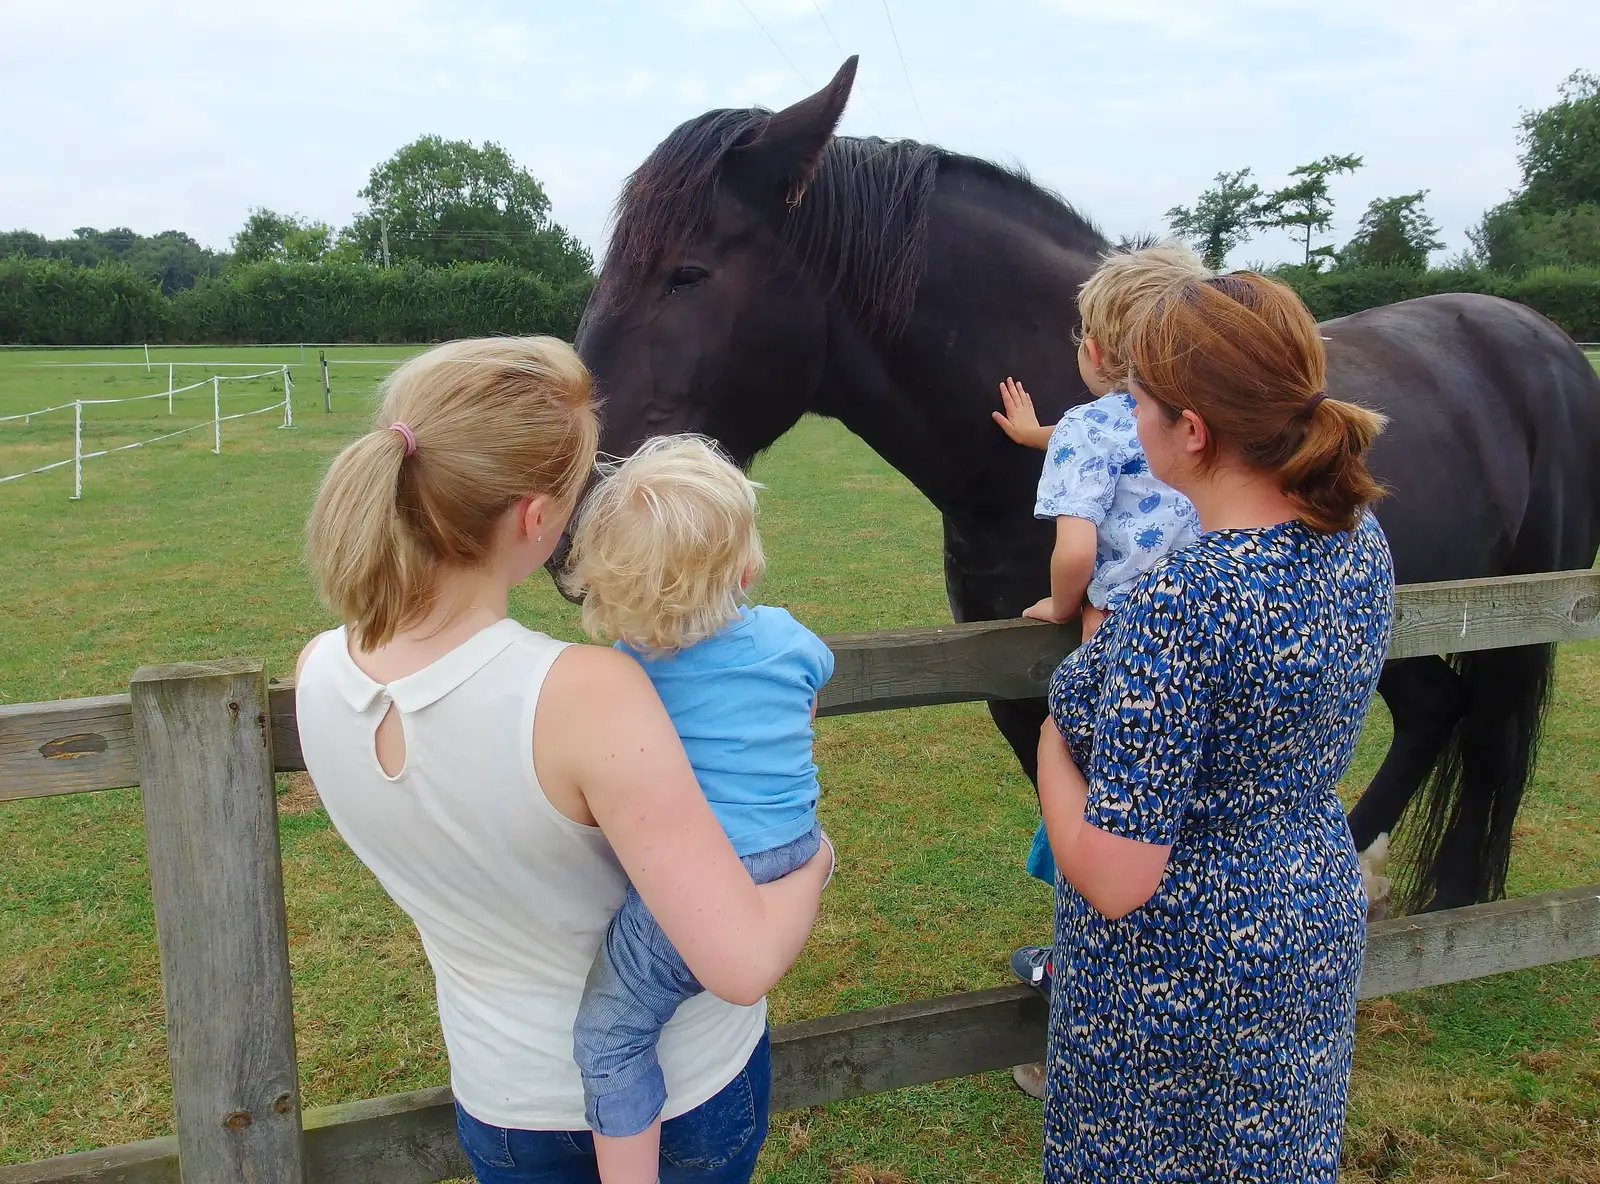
[1010,945,1053,998]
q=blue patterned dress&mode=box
[1041,515,1393,1183]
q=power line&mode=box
[879,0,928,139]
[810,0,845,56]
[737,0,809,86]
[809,0,884,125]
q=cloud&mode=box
[3,0,1596,267]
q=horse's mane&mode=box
[594,107,1108,338]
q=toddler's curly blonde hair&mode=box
[1078,243,1213,385]
[565,434,765,653]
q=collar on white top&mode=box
[325,618,525,714]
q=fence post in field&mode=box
[130,658,307,1184]
[282,366,294,429]
[213,376,221,454]
[71,401,82,501]
[168,362,175,414]
[144,343,151,372]
[320,350,330,413]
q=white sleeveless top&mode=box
[295,619,767,1130]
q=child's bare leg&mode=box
[594,1123,661,1184]
[1081,604,1107,641]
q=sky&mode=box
[2,0,1595,269]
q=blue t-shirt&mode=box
[1034,391,1201,610]
[619,605,833,857]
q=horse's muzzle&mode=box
[545,533,582,604]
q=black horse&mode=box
[560,58,1600,912]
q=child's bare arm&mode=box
[1023,517,1097,624]
[992,378,1054,450]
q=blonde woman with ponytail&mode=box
[1030,275,1394,1183]
[296,337,832,1184]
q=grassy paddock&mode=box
[1,347,1597,1182]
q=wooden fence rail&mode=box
[2,567,1599,1183]
[5,569,1599,802]
[9,883,1600,1184]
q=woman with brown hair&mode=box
[1033,272,1394,1182]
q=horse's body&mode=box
[563,58,1600,910]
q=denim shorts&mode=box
[454,1029,771,1183]
[573,825,820,1136]
[1026,817,1056,886]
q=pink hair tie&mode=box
[389,422,417,457]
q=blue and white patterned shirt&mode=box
[1034,391,1201,611]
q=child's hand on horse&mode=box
[993,378,1053,450]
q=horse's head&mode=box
[546,59,860,594]
[578,57,859,463]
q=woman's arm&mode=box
[1036,722,1171,920]
[535,645,831,1007]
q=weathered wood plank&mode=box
[4,568,1598,799]
[1358,881,1600,997]
[0,694,137,801]
[1389,568,1600,661]
[771,985,1046,1110]
[0,1137,178,1184]
[269,682,305,773]
[9,884,1596,1184]
[131,658,306,1184]
[819,617,1079,716]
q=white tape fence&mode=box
[1,366,292,499]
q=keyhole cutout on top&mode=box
[373,699,407,779]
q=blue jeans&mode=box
[573,826,820,1137]
[455,1031,771,1183]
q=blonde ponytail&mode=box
[306,336,598,648]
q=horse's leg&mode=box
[1345,656,1467,919]
[1414,644,1556,912]
[1347,656,1468,849]
[943,515,1054,1098]
[987,698,1048,789]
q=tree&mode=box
[346,135,593,282]
[1338,192,1445,270]
[1166,169,1263,270]
[1467,72,1600,273]
[231,208,332,264]
[1470,200,1600,273]
[0,226,225,293]
[1516,69,1600,214]
[1257,154,1364,266]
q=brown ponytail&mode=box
[1126,272,1386,534]
[307,337,598,648]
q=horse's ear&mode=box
[732,56,857,203]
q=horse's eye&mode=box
[667,266,709,293]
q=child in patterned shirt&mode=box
[991,245,1210,1098]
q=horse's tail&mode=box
[1399,642,1555,911]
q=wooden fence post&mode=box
[131,659,306,1184]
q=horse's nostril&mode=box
[544,534,583,604]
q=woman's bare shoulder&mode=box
[544,641,651,699]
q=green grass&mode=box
[2,346,1598,1182]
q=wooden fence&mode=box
[3,568,1600,1184]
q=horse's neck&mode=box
[814,182,1097,507]
[811,191,1099,618]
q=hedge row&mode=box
[4,256,1598,346]
[0,258,593,345]
[1283,265,1600,340]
